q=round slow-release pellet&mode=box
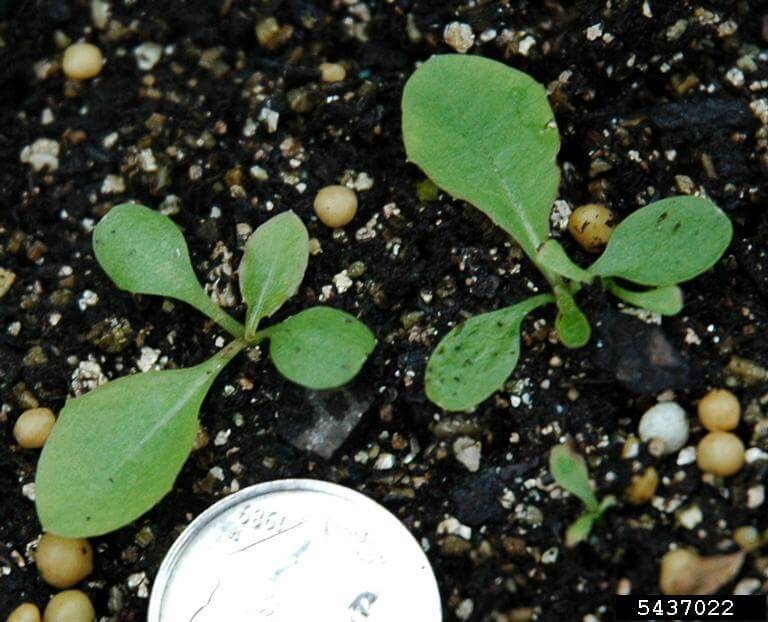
[7,603,41,622]
[698,389,740,431]
[43,591,94,622]
[62,43,104,80]
[568,203,615,253]
[148,480,441,621]
[659,548,699,595]
[697,431,745,477]
[13,407,56,449]
[36,534,93,589]
[313,185,358,228]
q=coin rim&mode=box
[148,478,442,621]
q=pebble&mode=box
[62,42,104,80]
[452,436,481,472]
[20,139,60,172]
[439,535,471,557]
[659,548,744,595]
[509,608,535,622]
[249,165,268,181]
[22,483,36,501]
[747,484,764,509]
[541,547,559,564]
[319,62,346,83]
[255,17,288,50]
[625,466,659,505]
[374,453,395,470]
[638,402,689,455]
[696,431,745,477]
[159,194,182,216]
[42,590,94,622]
[100,174,126,194]
[134,42,162,71]
[67,347,97,382]
[35,534,94,588]
[13,407,56,449]
[727,357,768,386]
[258,107,279,133]
[127,571,150,598]
[745,448,768,464]
[135,526,155,548]
[86,318,133,353]
[436,516,472,540]
[455,599,474,620]
[676,505,703,529]
[0,268,15,299]
[313,185,358,228]
[698,388,740,431]
[333,270,353,294]
[733,578,761,596]
[677,446,697,465]
[621,436,640,459]
[6,603,41,622]
[443,22,475,53]
[660,549,698,595]
[90,0,110,29]
[733,526,761,552]
[568,204,615,253]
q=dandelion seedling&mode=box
[549,443,615,547]
[402,54,733,411]
[36,204,376,537]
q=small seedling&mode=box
[549,443,615,547]
[36,204,376,537]
[402,54,733,411]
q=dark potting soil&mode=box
[2,1,768,620]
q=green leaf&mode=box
[402,54,560,258]
[554,289,591,348]
[425,294,553,411]
[93,203,244,338]
[268,306,376,390]
[605,280,684,316]
[598,495,617,514]
[565,512,596,548]
[588,196,733,286]
[537,240,594,284]
[549,443,599,513]
[36,341,245,537]
[239,211,309,337]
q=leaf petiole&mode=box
[189,293,246,340]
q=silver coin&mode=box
[148,479,442,622]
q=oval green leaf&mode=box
[554,289,591,348]
[537,239,594,284]
[425,294,553,411]
[240,211,309,337]
[36,342,244,537]
[565,512,596,548]
[605,280,684,316]
[402,54,560,258]
[94,203,243,337]
[268,306,376,390]
[588,197,733,286]
[549,444,599,513]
